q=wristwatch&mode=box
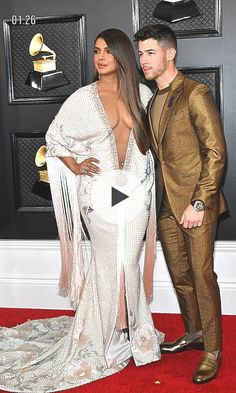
[191,200,206,212]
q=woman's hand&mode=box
[76,157,100,176]
[59,156,100,176]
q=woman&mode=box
[0,29,163,392]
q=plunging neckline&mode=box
[93,81,134,170]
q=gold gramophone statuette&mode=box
[35,145,49,183]
[31,145,52,200]
[30,33,56,73]
[25,33,69,91]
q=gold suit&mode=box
[149,71,228,351]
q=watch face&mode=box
[194,201,205,211]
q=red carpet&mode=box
[0,309,235,393]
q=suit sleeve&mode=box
[189,84,227,208]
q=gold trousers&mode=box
[157,196,222,351]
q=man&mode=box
[134,24,228,384]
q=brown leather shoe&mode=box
[160,334,204,354]
[193,351,221,384]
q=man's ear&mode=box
[167,48,176,61]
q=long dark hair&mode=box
[93,28,150,154]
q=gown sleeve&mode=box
[139,83,153,108]
[46,91,82,158]
[45,90,87,310]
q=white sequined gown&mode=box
[0,82,164,392]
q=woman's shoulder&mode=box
[58,83,96,113]
[66,82,96,101]
[139,83,153,108]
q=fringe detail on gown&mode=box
[47,157,85,309]
[143,164,157,303]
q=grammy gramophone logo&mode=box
[31,145,52,200]
[153,0,201,23]
[25,33,69,91]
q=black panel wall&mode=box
[0,0,235,239]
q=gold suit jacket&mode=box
[149,71,228,224]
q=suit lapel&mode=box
[148,89,159,155]
[148,71,185,154]
[158,89,182,144]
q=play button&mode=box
[111,187,129,207]
[90,169,146,224]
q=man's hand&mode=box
[180,204,205,229]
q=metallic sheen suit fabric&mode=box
[149,71,228,351]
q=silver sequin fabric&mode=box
[0,82,164,392]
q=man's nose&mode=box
[140,56,146,66]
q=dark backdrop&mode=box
[0,0,235,239]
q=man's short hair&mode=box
[134,24,177,50]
